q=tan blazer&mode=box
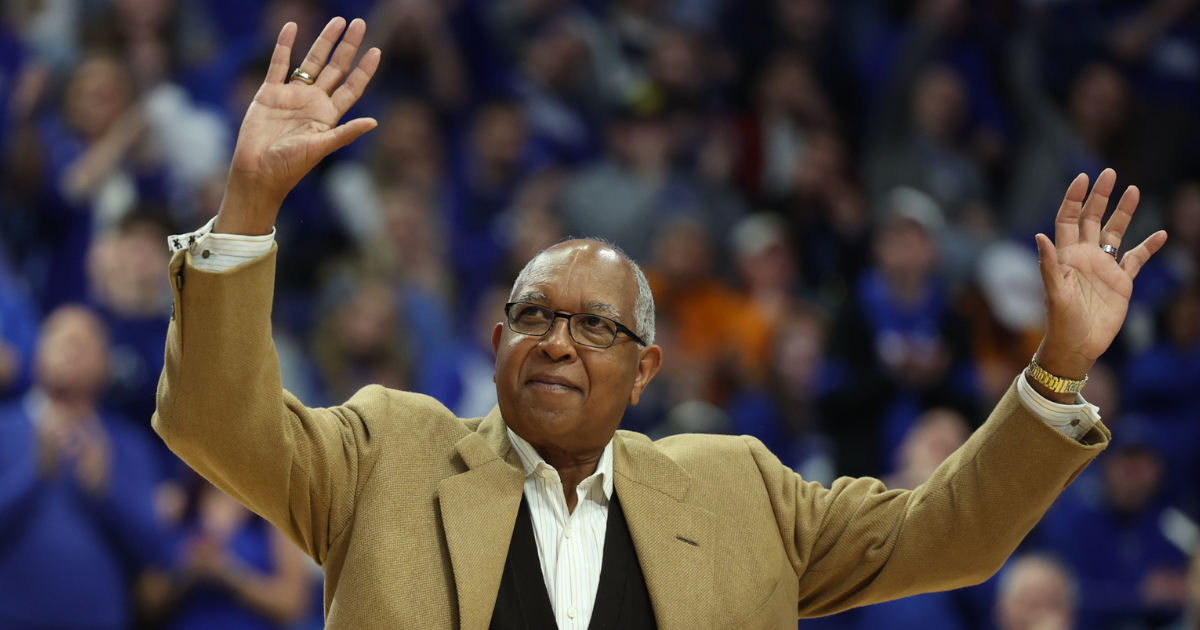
[154,248,1109,629]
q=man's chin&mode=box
[522,394,582,417]
[513,399,586,434]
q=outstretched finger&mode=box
[265,23,298,84]
[1100,185,1140,249]
[332,47,381,117]
[315,117,379,155]
[316,18,366,94]
[1120,230,1168,280]
[295,17,347,83]
[1035,233,1062,295]
[1080,168,1116,243]
[1054,173,1089,247]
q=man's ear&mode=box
[628,345,663,406]
[491,322,504,383]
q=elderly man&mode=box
[154,18,1168,630]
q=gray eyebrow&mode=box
[514,294,623,322]
[583,301,622,321]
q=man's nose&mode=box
[538,317,577,360]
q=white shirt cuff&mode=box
[167,217,276,273]
[1016,371,1101,442]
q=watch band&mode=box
[1026,356,1089,394]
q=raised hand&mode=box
[1033,168,1168,402]
[216,18,381,236]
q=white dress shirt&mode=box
[169,220,1103,628]
[507,428,613,629]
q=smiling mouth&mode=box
[527,375,580,393]
[528,382,578,394]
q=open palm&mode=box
[220,18,380,234]
[1035,169,1168,372]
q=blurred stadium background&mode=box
[0,0,1198,628]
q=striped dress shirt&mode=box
[167,217,278,272]
[507,428,613,630]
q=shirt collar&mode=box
[506,427,615,500]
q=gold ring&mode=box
[290,68,316,85]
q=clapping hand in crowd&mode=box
[183,533,238,585]
[35,405,112,497]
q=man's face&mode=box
[996,561,1074,630]
[492,242,661,455]
[1104,447,1163,514]
[35,306,110,400]
[913,65,966,142]
[67,57,131,141]
[876,219,937,283]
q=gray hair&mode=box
[509,237,656,346]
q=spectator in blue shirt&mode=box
[87,211,173,429]
[142,477,315,630]
[862,0,1008,228]
[310,275,413,405]
[725,308,829,469]
[508,17,600,166]
[1124,283,1200,512]
[1005,30,1133,240]
[0,304,168,629]
[818,189,978,477]
[446,100,544,317]
[370,0,469,112]
[1037,420,1190,630]
[1127,181,1200,337]
[28,55,170,312]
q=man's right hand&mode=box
[215,18,381,236]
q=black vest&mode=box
[489,491,657,630]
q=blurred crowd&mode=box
[0,0,1198,628]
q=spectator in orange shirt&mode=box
[647,217,772,405]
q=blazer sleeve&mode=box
[748,379,1109,618]
[152,246,381,565]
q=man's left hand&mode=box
[1034,168,1168,402]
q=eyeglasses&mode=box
[504,302,647,349]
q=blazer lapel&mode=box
[613,431,717,628]
[438,407,525,630]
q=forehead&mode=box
[41,309,106,343]
[514,244,636,312]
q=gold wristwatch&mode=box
[1026,355,1089,394]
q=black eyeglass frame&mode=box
[504,302,648,348]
